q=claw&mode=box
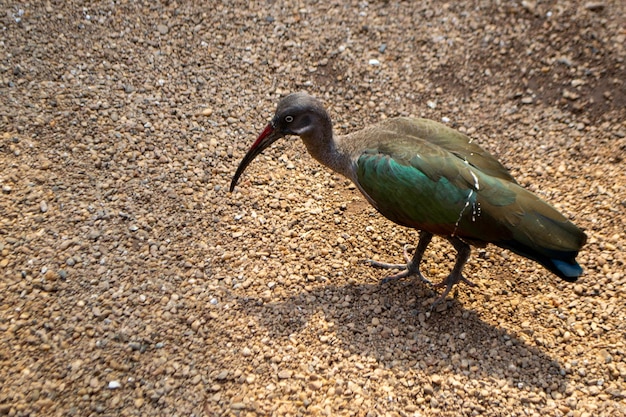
[379,267,431,285]
[365,237,432,285]
[365,249,432,285]
[433,275,476,289]
[430,274,470,309]
[401,244,413,263]
[364,259,407,270]
[380,269,411,284]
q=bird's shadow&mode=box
[234,279,569,393]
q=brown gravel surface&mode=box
[1,1,625,416]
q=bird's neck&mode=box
[300,117,353,179]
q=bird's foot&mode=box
[381,269,415,284]
[364,245,431,285]
[430,273,476,310]
[364,259,407,270]
[433,275,476,289]
[381,268,431,285]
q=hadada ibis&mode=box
[230,92,587,306]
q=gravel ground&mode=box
[1,1,625,416]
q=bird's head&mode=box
[229,92,328,192]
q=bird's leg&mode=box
[366,231,433,284]
[431,237,476,308]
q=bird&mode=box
[230,92,587,306]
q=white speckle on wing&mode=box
[452,189,475,236]
[463,160,480,190]
[469,170,480,190]
[472,201,481,222]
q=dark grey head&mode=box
[229,92,331,191]
[268,92,329,138]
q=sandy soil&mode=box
[1,1,625,416]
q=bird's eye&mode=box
[285,115,294,123]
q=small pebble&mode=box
[108,381,121,389]
[230,402,246,410]
[278,370,292,379]
[190,320,201,332]
[574,284,585,295]
[585,2,605,11]
[89,377,100,389]
[308,380,323,390]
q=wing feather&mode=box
[354,132,583,252]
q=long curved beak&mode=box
[229,123,284,192]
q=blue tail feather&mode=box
[552,259,583,279]
[497,239,583,282]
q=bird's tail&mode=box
[496,211,587,282]
[498,240,583,282]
